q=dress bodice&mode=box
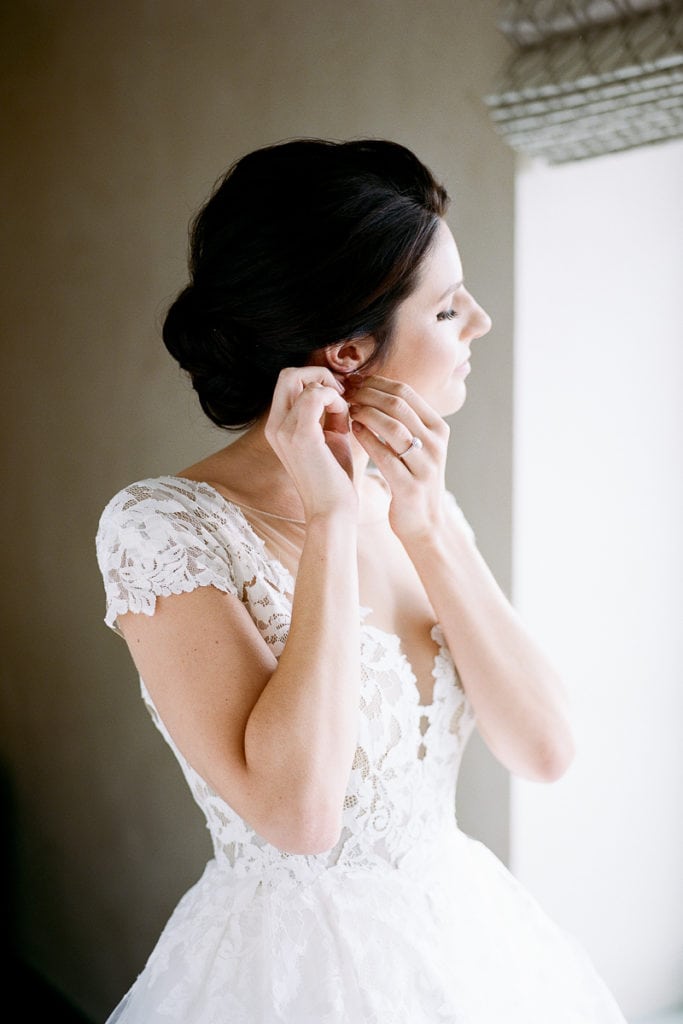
[96,475,477,888]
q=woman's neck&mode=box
[182,415,373,523]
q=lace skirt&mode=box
[106,827,627,1023]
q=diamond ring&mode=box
[396,436,424,459]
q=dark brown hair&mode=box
[162,138,449,429]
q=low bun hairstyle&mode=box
[162,138,450,429]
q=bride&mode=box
[96,137,627,1022]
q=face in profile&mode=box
[376,219,492,415]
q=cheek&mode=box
[379,324,454,385]
[413,350,457,399]
[421,333,457,374]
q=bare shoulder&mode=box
[176,442,242,493]
[101,442,285,810]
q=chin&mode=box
[436,383,468,417]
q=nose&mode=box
[462,296,492,344]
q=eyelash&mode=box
[437,308,459,321]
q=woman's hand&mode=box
[346,374,450,541]
[265,366,357,521]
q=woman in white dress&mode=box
[96,138,628,1022]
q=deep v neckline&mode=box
[170,475,448,712]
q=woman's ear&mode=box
[310,336,377,376]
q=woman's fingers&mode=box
[291,382,350,437]
[270,366,344,421]
[347,374,449,464]
[262,368,358,521]
[267,369,349,446]
[347,375,446,433]
[347,374,449,538]
[351,420,397,465]
[348,402,421,456]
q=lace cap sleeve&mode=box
[95,476,242,635]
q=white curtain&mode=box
[485,0,683,163]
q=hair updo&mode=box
[162,138,450,429]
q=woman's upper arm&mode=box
[116,585,279,810]
[95,479,278,816]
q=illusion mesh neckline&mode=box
[190,469,391,528]
[230,500,389,528]
[226,501,306,525]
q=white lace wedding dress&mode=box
[96,475,628,1023]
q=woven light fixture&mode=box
[484,0,683,163]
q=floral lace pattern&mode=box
[96,476,628,1024]
[96,476,476,885]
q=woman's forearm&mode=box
[243,510,360,850]
[403,517,575,783]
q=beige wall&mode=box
[0,2,514,1018]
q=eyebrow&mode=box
[435,280,463,303]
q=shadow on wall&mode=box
[632,1012,683,1024]
[0,764,94,1023]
